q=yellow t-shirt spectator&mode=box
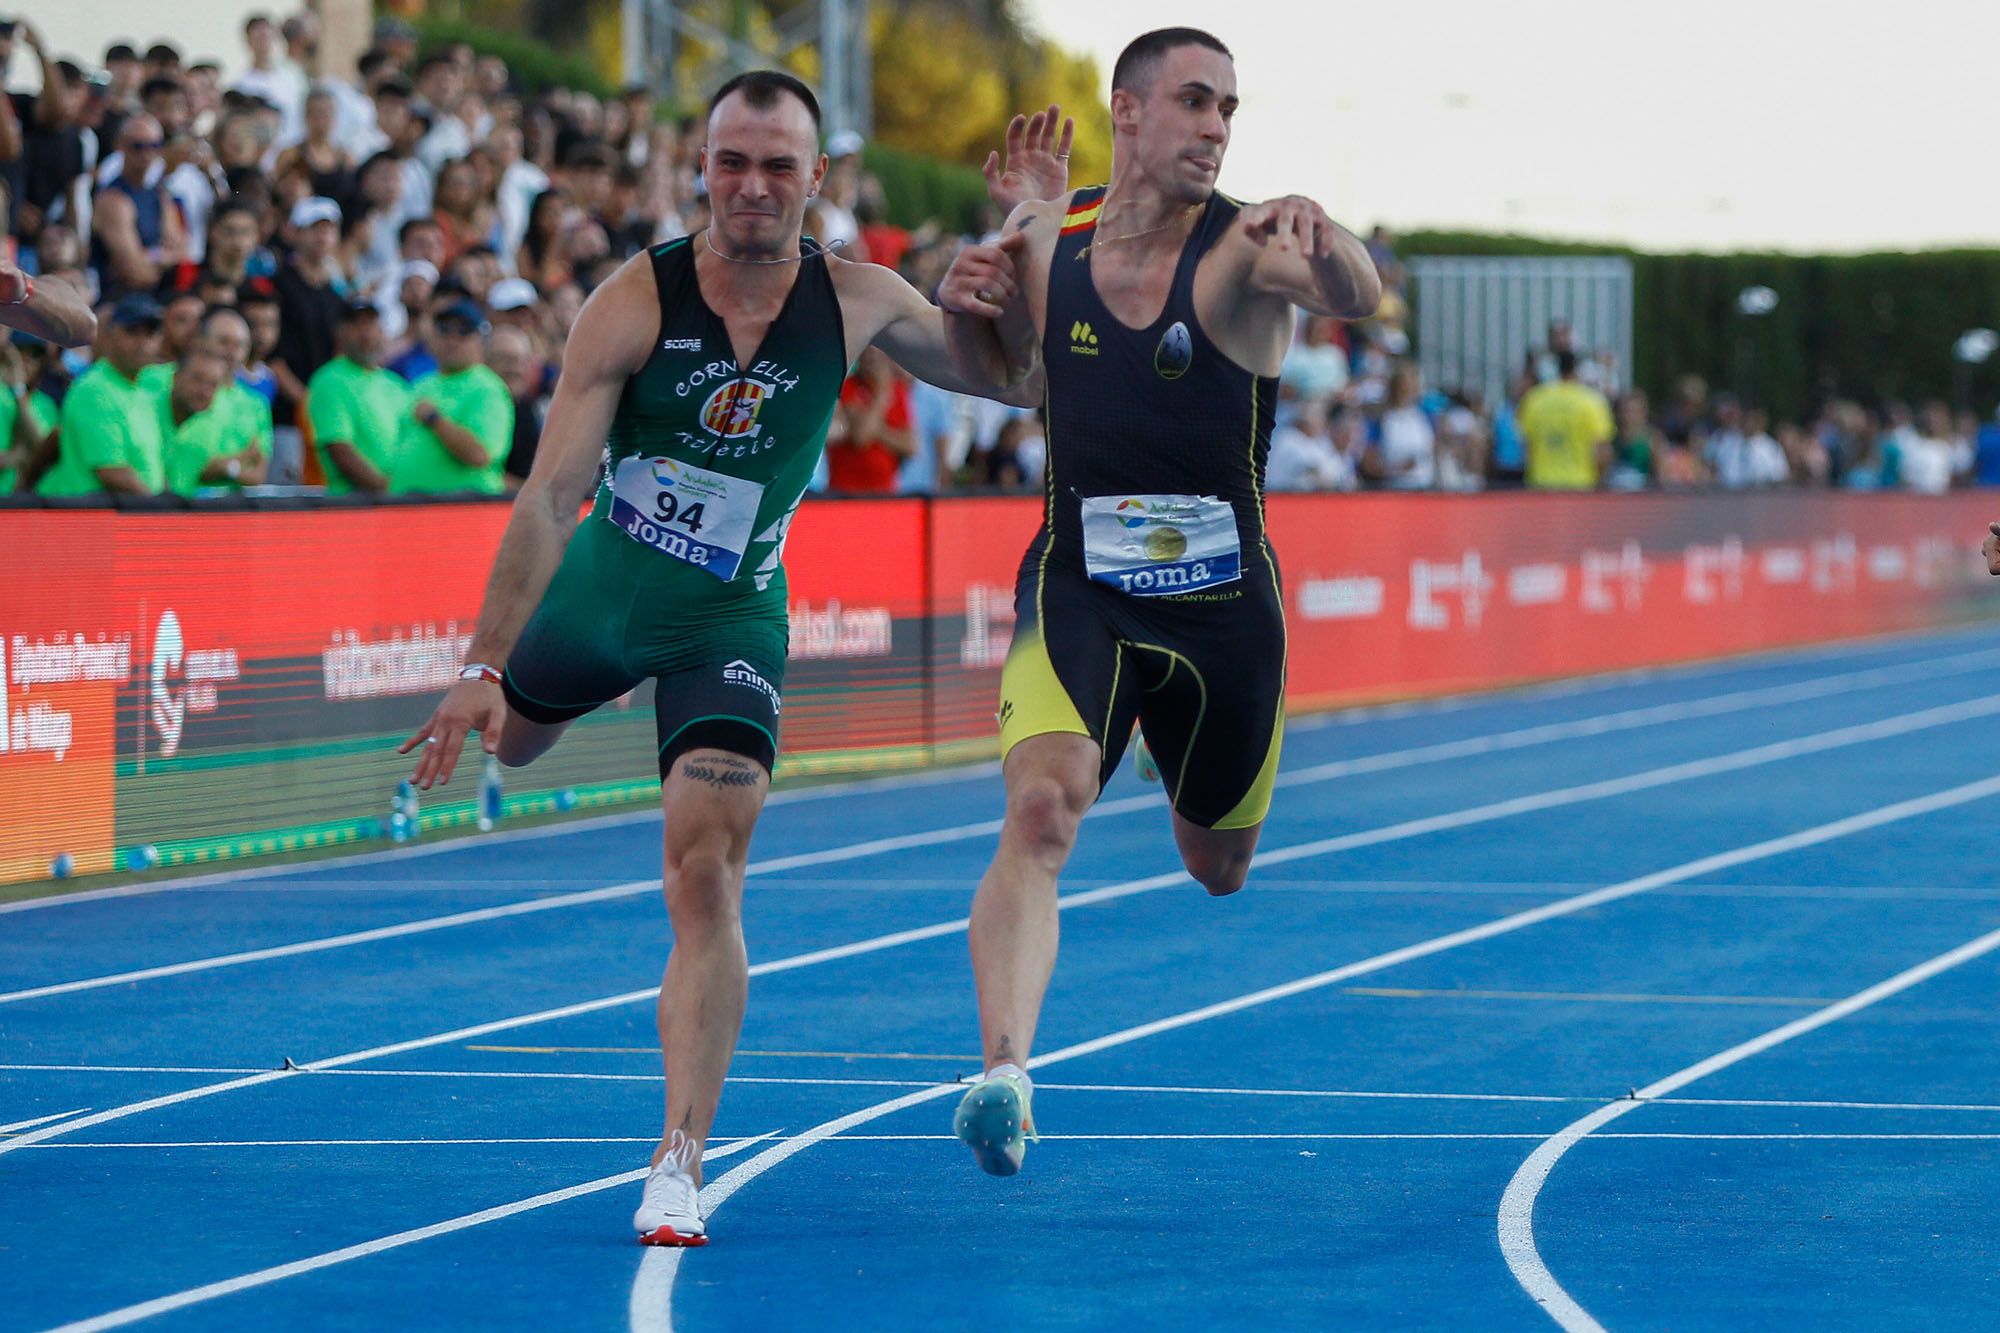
[1518,379,1615,490]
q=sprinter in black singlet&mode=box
[934,28,1383,1176]
[401,73,1060,1241]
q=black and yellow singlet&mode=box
[997,186,1287,829]
[502,235,847,774]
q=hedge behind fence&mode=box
[1402,231,2000,420]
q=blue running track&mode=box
[5,626,2000,1331]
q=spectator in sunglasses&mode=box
[90,115,190,299]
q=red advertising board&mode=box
[5,491,1997,882]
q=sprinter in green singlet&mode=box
[401,72,1068,1244]
[935,28,1383,1176]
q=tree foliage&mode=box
[870,1,1112,185]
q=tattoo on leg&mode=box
[993,1036,1016,1066]
[680,755,761,789]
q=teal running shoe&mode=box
[953,1073,1038,1176]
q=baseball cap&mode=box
[487,278,538,313]
[435,300,490,333]
[109,294,165,329]
[336,298,382,323]
[399,258,441,287]
[289,196,342,230]
[826,129,864,159]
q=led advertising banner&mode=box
[6,492,1995,882]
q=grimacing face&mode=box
[1113,43,1238,206]
[700,92,826,258]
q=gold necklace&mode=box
[1092,204,1198,245]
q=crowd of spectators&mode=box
[4,15,1997,501]
[0,13,710,498]
[1261,236,2000,496]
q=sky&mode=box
[23,0,1993,254]
[1018,0,1998,254]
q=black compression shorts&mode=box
[996,549,1285,829]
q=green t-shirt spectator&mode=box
[37,361,167,496]
[399,364,513,495]
[138,364,274,495]
[148,380,255,497]
[307,356,412,495]
[0,387,59,492]
[222,381,276,456]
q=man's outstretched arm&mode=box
[847,245,1043,408]
[400,257,656,787]
[1237,196,1381,321]
[0,261,97,348]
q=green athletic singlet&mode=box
[502,235,847,773]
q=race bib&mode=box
[608,456,764,581]
[1080,494,1241,597]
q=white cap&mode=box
[289,196,342,230]
[399,258,440,287]
[487,277,539,312]
[825,129,864,159]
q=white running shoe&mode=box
[633,1134,708,1246]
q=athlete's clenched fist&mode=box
[939,230,1031,319]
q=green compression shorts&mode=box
[500,515,789,775]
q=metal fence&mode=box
[1411,256,1634,407]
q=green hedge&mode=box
[862,142,992,235]
[1402,231,2000,420]
[403,13,619,100]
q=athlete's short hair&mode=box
[1111,27,1233,95]
[707,70,823,134]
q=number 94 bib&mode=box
[1080,493,1242,597]
[608,456,765,581]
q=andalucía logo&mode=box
[1116,498,1151,528]
[652,458,682,487]
[700,379,770,438]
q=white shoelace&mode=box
[640,1129,702,1221]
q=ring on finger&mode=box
[424,737,439,746]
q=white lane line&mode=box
[0,881,661,1006]
[10,697,2000,1166]
[1284,625,2000,734]
[39,1131,777,1333]
[14,628,1991,921]
[1497,917,2000,1333]
[0,759,1008,917]
[1271,645,2000,791]
[0,1109,90,1134]
[16,1065,2000,1114]
[28,1132,2000,1151]
[639,771,2000,1333]
[10,647,1994,1007]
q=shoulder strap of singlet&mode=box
[1164,192,1242,312]
[647,235,697,325]
[1059,186,1108,238]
